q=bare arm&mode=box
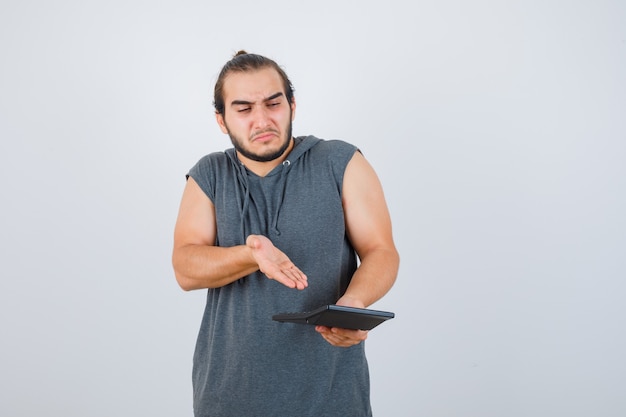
[316,151,399,346]
[172,177,307,291]
[340,151,399,306]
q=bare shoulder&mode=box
[174,177,216,247]
[343,151,385,204]
[342,151,393,251]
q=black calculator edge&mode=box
[272,305,395,328]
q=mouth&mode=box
[252,130,278,142]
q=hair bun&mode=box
[234,50,248,57]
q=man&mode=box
[172,51,399,417]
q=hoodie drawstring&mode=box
[271,159,291,236]
[236,161,251,242]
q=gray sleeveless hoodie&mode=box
[187,135,372,417]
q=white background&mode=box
[1,1,625,416]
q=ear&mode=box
[215,112,229,134]
[290,97,296,121]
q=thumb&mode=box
[246,235,260,249]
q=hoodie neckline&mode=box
[226,136,321,177]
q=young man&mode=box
[172,51,399,416]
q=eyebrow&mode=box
[230,92,284,107]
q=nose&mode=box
[251,106,271,129]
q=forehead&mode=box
[222,67,285,103]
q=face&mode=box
[216,67,296,163]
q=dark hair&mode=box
[213,50,295,115]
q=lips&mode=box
[252,130,278,142]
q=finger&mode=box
[283,264,307,280]
[317,327,363,347]
[271,269,307,290]
[325,334,358,347]
[319,332,343,345]
[332,328,368,342]
[326,329,366,346]
[332,327,362,336]
[276,273,299,289]
[281,267,308,289]
[246,235,261,249]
